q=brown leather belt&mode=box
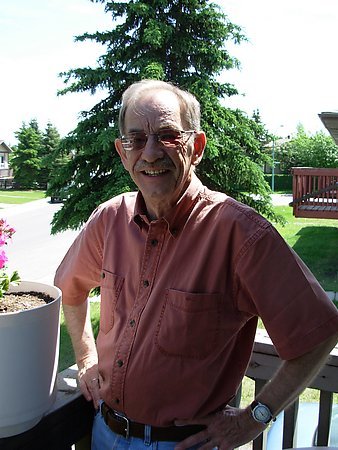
[101,402,206,441]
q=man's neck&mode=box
[145,201,174,221]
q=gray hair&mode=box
[118,80,201,134]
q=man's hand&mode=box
[78,361,101,410]
[174,406,266,450]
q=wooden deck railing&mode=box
[1,329,337,450]
[290,167,338,219]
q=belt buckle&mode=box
[114,410,130,439]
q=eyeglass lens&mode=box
[122,130,193,151]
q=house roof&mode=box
[0,141,13,153]
[319,112,338,145]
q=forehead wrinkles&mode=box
[129,91,182,130]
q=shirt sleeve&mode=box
[54,205,106,305]
[235,225,338,360]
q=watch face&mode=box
[255,405,270,422]
[252,403,272,423]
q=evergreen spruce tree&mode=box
[41,122,62,187]
[50,0,277,233]
[11,119,43,189]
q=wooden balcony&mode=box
[290,167,338,219]
[1,329,337,450]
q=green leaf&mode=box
[10,271,21,284]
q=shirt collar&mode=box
[133,173,203,237]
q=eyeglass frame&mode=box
[120,129,196,152]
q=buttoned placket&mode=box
[110,219,168,409]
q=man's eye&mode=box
[159,132,179,142]
[132,134,147,144]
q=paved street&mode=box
[2,198,79,285]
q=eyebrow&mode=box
[126,128,144,133]
[126,126,179,134]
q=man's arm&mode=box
[175,331,338,450]
[63,300,101,409]
[254,330,338,417]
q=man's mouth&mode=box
[143,169,168,176]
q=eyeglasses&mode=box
[120,129,195,151]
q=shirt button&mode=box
[117,360,124,367]
[115,398,120,404]
[151,239,158,247]
[129,319,136,327]
[143,280,150,287]
[101,272,105,279]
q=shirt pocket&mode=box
[100,270,124,334]
[155,289,222,359]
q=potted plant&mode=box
[0,219,61,438]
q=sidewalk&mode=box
[270,193,293,206]
[0,198,48,213]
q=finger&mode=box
[79,377,93,402]
[89,377,101,409]
[174,429,209,450]
[198,443,218,450]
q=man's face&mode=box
[115,90,205,218]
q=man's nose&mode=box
[141,135,165,162]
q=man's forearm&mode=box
[63,300,101,407]
[254,331,338,418]
[63,300,98,369]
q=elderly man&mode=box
[55,80,338,450]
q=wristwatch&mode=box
[250,401,274,424]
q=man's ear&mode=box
[115,138,128,170]
[192,131,206,166]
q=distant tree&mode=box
[11,120,63,189]
[11,120,42,189]
[41,122,62,187]
[50,0,277,233]
[277,125,338,172]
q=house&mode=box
[0,140,14,188]
[319,111,338,144]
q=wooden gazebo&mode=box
[290,167,338,219]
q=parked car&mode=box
[48,183,70,203]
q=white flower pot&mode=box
[0,281,61,438]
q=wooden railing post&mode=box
[75,434,92,450]
[282,399,299,449]
[317,390,334,446]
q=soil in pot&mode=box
[0,291,54,314]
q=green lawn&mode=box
[272,205,338,292]
[0,190,46,204]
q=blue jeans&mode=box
[91,408,201,450]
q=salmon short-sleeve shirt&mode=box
[55,174,338,426]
